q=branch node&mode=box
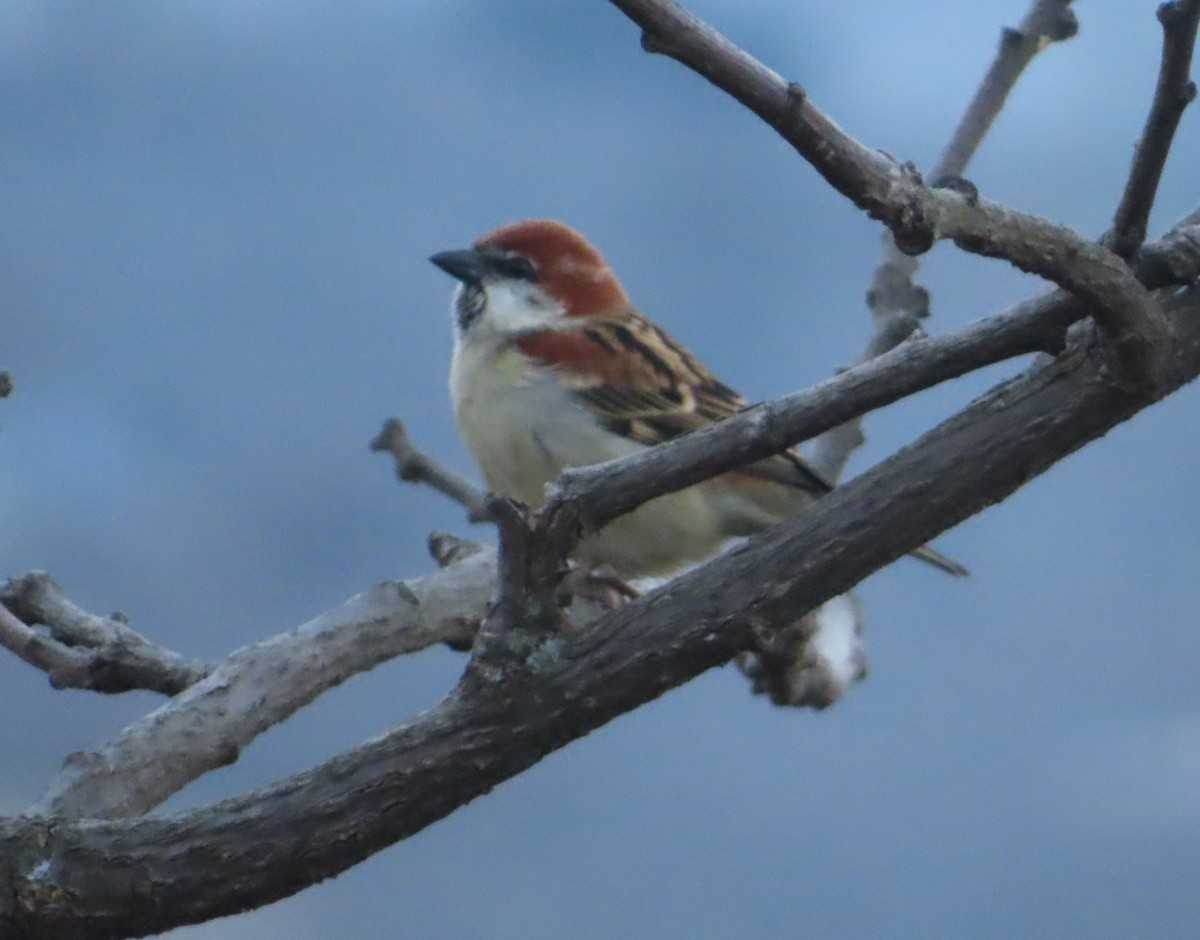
[428,531,485,567]
[999,26,1023,51]
[1,573,209,696]
[1100,319,1175,395]
[891,199,937,258]
[640,28,666,55]
[1160,0,1191,29]
[932,174,980,207]
[1044,9,1079,43]
[482,497,541,635]
[1135,211,1200,286]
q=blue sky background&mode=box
[2,2,1198,938]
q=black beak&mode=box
[430,248,488,286]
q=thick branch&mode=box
[4,284,1199,940]
[611,0,1172,386]
[1107,0,1200,258]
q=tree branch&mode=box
[1107,0,1200,258]
[812,0,1078,479]
[1136,204,1200,285]
[2,6,1196,937]
[537,203,1200,583]
[4,283,1199,940]
[544,286,1075,543]
[0,602,107,691]
[27,541,497,820]
[937,1,1079,180]
[370,417,492,523]
[610,0,1173,387]
[547,190,1199,555]
[0,574,209,696]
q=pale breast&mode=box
[450,341,731,577]
[451,344,634,508]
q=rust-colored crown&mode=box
[478,219,629,319]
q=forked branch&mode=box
[610,0,1173,387]
[0,574,208,696]
[813,0,1080,479]
[5,283,1200,940]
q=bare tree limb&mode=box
[370,417,492,523]
[37,64,1190,828]
[610,0,1173,387]
[0,574,209,696]
[4,282,1199,940]
[939,1,1080,179]
[28,542,497,820]
[1,5,1195,937]
[812,0,1078,479]
[544,285,1080,544]
[1107,0,1200,258]
[483,497,563,638]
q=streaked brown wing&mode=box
[516,314,831,495]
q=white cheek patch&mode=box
[480,280,562,333]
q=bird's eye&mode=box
[456,285,485,331]
[498,255,537,282]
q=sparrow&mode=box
[431,219,966,579]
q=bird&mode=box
[431,219,966,579]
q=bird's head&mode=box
[431,219,630,338]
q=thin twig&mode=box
[1107,0,1200,259]
[0,573,209,695]
[936,1,1079,181]
[370,417,493,523]
[811,0,1078,479]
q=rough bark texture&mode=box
[3,2,1198,937]
[2,284,1197,940]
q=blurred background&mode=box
[2,1,1198,937]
